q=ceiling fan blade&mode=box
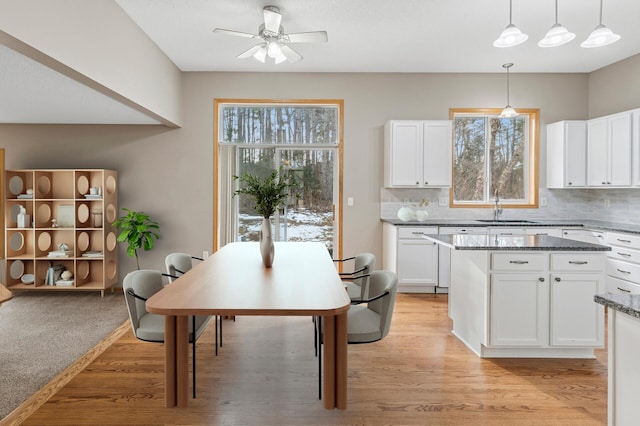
[280,44,303,63]
[263,6,282,34]
[283,31,328,43]
[213,28,260,39]
[237,44,264,59]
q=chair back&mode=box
[123,270,164,336]
[366,270,398,340]
[352,253,376,299]
[165,253,194,282]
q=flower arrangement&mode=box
[233,166,298,218]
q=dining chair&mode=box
[334,253,376,301]
[315,269,398,399]
[165,252,224,355]
[123,269,212,398]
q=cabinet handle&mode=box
[411,232,425,235]
[568,182,572,185]
[617,252,632,257]
[424,181,428,185]
[538,277,545,282]
[617,239,631,243]
[555,277,561,282]
[602,181,606,184]
[416,181,419,185]
[616,268,631,275]
[568,261,588,265]
[617,287,631,293]
[501,233,513,235]
[509,260,529,264]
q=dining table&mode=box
[146,241,351,409]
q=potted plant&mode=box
[234,166,298,267]
[113,208,160,270]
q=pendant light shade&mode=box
[538,0,575,47]
[494,0,528,48]
[499,63,519,118]
[581,0,621,48]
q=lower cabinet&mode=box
[382,223,440,293]
[487,252,604,351]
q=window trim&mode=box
[448,108,540,209]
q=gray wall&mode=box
[1,57,638,281]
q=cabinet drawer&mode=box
[604,231,640,248]
[608,245,640,264]
[550,253,605,272]
[491,253,546,271]
[398,227,438,239]
[606,275,640,295]
[607,258,640,283]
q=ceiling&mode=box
[115,0,640,73]
[2,0,639,125]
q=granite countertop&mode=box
[423,234,612,251]
[594,293,640,318]
[382,218,640,235]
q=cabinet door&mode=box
[547,121,587,188]
[489,273,548,347]
[397,239,438,286]
[587,118,608,186]
[422,121,452,187]
[608,113,632,186]
[386,121,423,187]
[550,273,604,347]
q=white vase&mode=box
[259,217,275,268]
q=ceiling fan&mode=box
[213,5,328,64]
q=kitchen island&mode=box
[594,293,640,426]
[425,233,611,358]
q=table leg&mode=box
[322,315,336,409]
[176,315,189,408]
[164,315,177,408]
[335,312,348,409]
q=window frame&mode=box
[448,108,540,209]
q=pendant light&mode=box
[581,0,620,48]
[499,63,519,118]
[538,0,575,47]
[493,0,528,48]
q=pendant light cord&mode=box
[598,0,603,25]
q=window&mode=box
[214,100,343,255]
[449,108,539,208]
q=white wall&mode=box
[588,54,640,118]
[0,0,182,126]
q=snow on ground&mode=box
[238,208,333,246]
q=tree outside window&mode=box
[449,108,539,208]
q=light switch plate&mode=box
[540,197,547,207]
[438,198,448,207]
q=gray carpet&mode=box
[0,290,128,419]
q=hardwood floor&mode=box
[11,294,607,425]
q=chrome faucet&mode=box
[493,189,503,220]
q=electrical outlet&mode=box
[438,198,448,207]
[540,197,547,207]
[347,197,354,206]
[203,251,209,259]
[604,199,610,208]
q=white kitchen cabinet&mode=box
[550,272,604,347]
[384,120,452,188]
[587,112,632,187]
[604,230,640,296]
[438,226,488,289]
[382,223,440,293]
[546,120,587,188]
[561,228,605,245]
[490,272,548,347]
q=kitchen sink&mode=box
[476,219,539,223]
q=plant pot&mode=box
[259,217,275,268]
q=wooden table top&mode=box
[147,242,351,317]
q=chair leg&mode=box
[219,316,223,347]
[313,316,318,356]
[215,316,218,356]
[192,316,196,399]
[318,316,322,400]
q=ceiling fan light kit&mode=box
[495,0,620,49]
[213,5,328,64]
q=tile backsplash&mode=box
[380,187,640,224]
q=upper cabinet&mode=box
[547,110,636,189]
[546,120,587,188]
[384,120,452,188]
[587,112,632,187]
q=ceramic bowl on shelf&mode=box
[21,274,35,284]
